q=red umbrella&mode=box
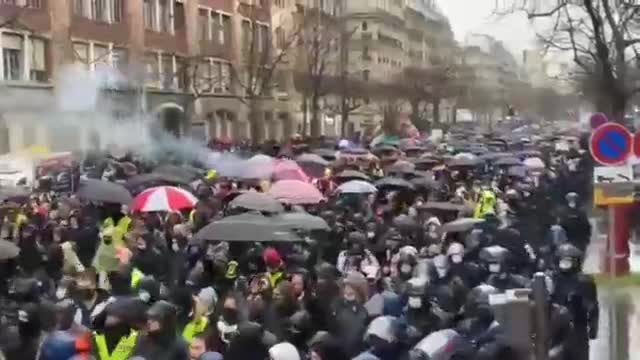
[272,160,309,182]
[268,180,324,204]
[130,186,198,212]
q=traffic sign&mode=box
[634,133,640,157]
[590,122,633,165]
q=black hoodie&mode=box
[132,300,189,360]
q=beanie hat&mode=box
[263,247,282,269]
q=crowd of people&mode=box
[0,130,599,360]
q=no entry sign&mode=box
[590,122,633,166]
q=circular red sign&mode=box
[590,123,632,165]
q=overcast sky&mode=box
[438,0,539,60]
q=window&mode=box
[362,45,370,61]
[241,20,251,55]
[362,69,370,81]
[26,0,41,8]
[195,60,211,93]
[275,27,285,49]
[144,53,159,85]
[112,48,128,73]
[362,21,368,31]
[143,0,155,29]
[211,12,222,44]
[174,1,185,30]
[175,57,187,90]
[2,34,22,81]
[198,9,209,41]
[93,45,110,69]
[92,0,106,22]
[1,0,16,5]
[73,42,89,67]
[73,0,83,16]
[29,37,46,82]
[111,0,122,22]
[159,0,170,32]
[259,24,270,53]
[161,54,174,89]
[221,15,232,45]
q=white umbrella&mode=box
[335,180,377,194]
[523,157,545,169]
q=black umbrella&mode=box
[0,239,19,260]
[494,157,522,166]
[296,153,329,166]
[193,213,302,242]
[385,161,415,175]
[76,179,133,204]
[447,157,481,167]
[375,177,415,190]
[273,212,329,231]
[125,173,190,189]
[312,148,337,161]
[410,176,438,189]
[335,170,370,182]
[229,192,285,213]
[393,214,418,230]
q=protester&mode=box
[0,129,599,360]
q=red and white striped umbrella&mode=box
[130,186,198,212]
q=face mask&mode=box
[559,259,573,270]
[488,263,500,273]
[568,201,576,209]
[408,297,422,309]
[400,264,412,274]
[436,267,447,278]
[55,287,67,300]
[367,232,375,239]
[451,254,463,264]
[217,321,238,344]
[343,294,357,302]
[171,242,180,252]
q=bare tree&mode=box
[496,0,640,120]
[293,9,355,138]
[231,2,300,144]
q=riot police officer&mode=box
[551,244,598,360]
[480,246,529,291]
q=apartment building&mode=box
[0,0,298,154]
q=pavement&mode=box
[586,217,640,360]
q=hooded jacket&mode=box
[131,301,189,360]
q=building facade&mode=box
[0,0,303,154]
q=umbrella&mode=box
[454,152,476,160]
[494,157,522,166]
[335,170,370,182]
[442,218,485,233]
[76,179,132,204]
[125,173,190,190]
[296,153,329,166]
[0,239,20,260]
[130,186,198,212]
[0,186,29,203]
[241,155,275,179]
[335,180,377,194]
[230,192,284,213]
[385,161,415,175]
[417,202,468,212]
[447,157,481,167]
[312,148,337,161]
[523,157,545,169]
[268,180,324,204]
[375,177,415,190]
[272,160,310,182]
[393,214,418,229]
[273,212,329,231]
[193,213,302,242]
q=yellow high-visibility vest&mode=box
[94,330,138,360]
[131,268,144,288]
[182,316,209,343]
